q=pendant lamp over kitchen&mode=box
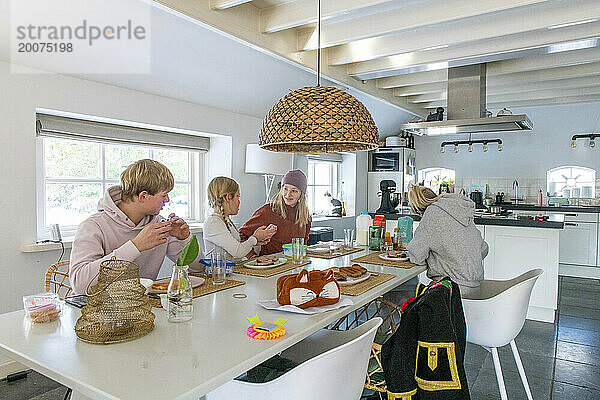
[259,0,379,153]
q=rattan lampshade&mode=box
[259,86,379,153]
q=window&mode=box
[307,160,339,215]
[38,137,204,239]
[547,166,596,198]
[418,167,456,194]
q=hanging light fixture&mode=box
[441,138,503,153]
[259,0,379,153]
[571,133,598,149]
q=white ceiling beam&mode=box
[487,95,600,108]
[380,55,600,91]
[348,21,600,80]
[394,71,600,98]
[406,76,600,102]
[377,70,448,89]
[425,95,600,108]
[393,82,447,96]
[424,86,600,108]
[210,0,252,10]
[298,0,547,51]
[328,0,600,65]
[259,0,391,33]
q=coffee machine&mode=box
[376,180,400,214]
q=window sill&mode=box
[22,223,204,253]
[312,215,355,222]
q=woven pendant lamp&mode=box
[259,1,379,154]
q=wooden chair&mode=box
[44,261,72,300]
[329,296,402,395]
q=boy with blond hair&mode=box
[70,159,201,294]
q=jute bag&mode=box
[75,258,155,344]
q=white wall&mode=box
[415,102,600,199]
[0,61,267,317]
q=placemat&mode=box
[306,247,363,259]
[149,276,245,308]
[340,272,396,296]
[233,260,312,278]
[351,251,416,269]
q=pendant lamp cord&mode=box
[317,0,321,87]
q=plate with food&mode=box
[244,255,287,269]
[332,265,371,286]
[148,276,205,294]
[378,250,409,262]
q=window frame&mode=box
[418,167,456,194]
[306,159,339,216]
[546,165,596,198]
[36,137,205,240]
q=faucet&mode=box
[513,180,519,204]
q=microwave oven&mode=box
[369,148,415,172]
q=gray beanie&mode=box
[281,170,307,193]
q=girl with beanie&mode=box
[203,177,276,262]
[239,170,312,255]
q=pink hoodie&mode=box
[69,186,202,295]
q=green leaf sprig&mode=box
[177,235,199,266]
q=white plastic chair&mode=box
[461,269,543,400]
[206,317,383,400]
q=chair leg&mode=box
[510,340,533,400]
[491,347,508,400]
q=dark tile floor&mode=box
[1,276,598,400]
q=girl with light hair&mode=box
[240,170,312,255]
[203,176,276,261]
[407,185,488,297]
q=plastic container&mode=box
[23,293,61,323]
[396,216,414,243]
[355,212,372,246]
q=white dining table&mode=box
[0,248,425,400]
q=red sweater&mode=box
[239,204,311,255]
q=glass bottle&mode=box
[167,264,193,323]
[393,228,401,250]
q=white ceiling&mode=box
[0,1,414,137]
[173,0,600,115]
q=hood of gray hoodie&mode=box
[97,185,155,229]
[428,193,475,227]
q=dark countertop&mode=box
[370,212,565,229]
[501,204,600,213]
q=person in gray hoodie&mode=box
[406,186,488,296]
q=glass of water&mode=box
[211,251,226,285]
[344,229,355,250]
[292,237,304,264]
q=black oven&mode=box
[369,149,401,171]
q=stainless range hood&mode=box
[401,64,532,135]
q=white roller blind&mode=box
[36,113,209,152]
[307,153,343,163]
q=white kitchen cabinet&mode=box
[483,225,559,323]
[559,221,598,267]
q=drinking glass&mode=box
[344,228,355,250]
[167,264,193,323]
[292,238,304,264]
[211,251,226,285]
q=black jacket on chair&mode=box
[381,279,470,399]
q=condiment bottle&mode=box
[394,228,402,250]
